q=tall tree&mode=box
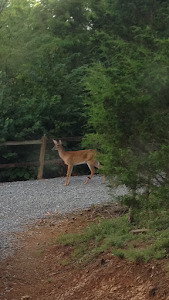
[84,0,169,214]
[0,0,91,141]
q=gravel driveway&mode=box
[0,175,128,262]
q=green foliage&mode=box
[0,0,90,181]
[0,0,90,141]
[113,249,125,259]
[132,209,169,230]
[56,213,169,263]
[57,215,132,262]
[0,167,37,181]
[83,0,169,220]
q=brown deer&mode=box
[52,140,105,186]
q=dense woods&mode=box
[1,0,169,223]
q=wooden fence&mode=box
[0,136,82,179]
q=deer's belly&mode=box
[74,161,86,166]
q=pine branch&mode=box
[0,0,8,16]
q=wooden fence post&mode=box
[37,135,47,180]
[0,136,82,172]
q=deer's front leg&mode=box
[64,165,73,186]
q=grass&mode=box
[61,259,70,266]
[56,211,169,264]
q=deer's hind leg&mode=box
[85,160,96,184]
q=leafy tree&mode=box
[0,0,91,141]
[0,0,91,181]
[84,0,169,221]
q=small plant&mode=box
[113,249,125,259]
[125,248,148,262]
[61,259,70,266]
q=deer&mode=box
[52,139,105,186]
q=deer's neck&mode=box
[58,146,66,160]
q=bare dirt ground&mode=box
[1,205,169,300]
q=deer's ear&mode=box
[59,140,62,144]
[53,140,57,144]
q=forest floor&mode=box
[1,204,169,300]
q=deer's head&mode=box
[52,139,62,151]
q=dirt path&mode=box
[1,205,169,300]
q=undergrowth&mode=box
[56,211,169,264]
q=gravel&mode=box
[0,175,128,262]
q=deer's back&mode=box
[64,149,96,165]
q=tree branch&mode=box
[0,0,8,16]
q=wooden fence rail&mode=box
[0,159,62,169]
[0,136,82,179]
